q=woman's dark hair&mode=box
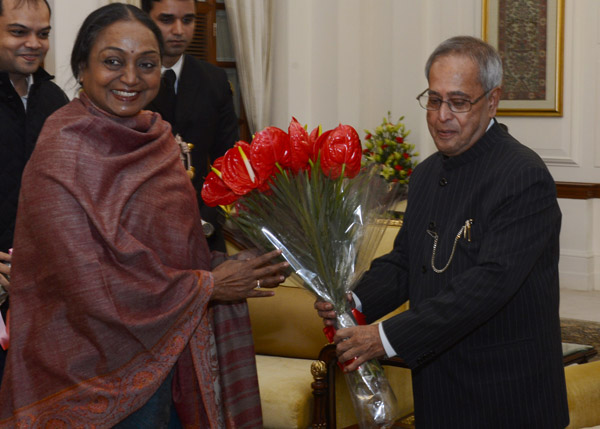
[71,3,164,81]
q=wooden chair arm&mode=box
[312,344,411,428]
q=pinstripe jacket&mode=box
[355,121,569,428]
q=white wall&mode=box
[46,0,105,98]
[269,0,600,290]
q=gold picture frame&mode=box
[482,0,564,116]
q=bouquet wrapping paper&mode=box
[202,118,402,427]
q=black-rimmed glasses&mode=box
[416,88,493,113]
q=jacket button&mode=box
[439,178,448,186]
[428,221,436,230]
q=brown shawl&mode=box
[0,93,262,428]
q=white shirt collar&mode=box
[11,74,34,109]
[162,55,184,92]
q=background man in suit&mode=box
[141,0,238,252]
[316,36,569,428]
[0,0,68,385]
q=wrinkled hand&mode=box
[0,252,10,289]
[211,249,288,301]
[314,293,353,327]
[334,324,385,372]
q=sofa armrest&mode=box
[565,360,600,429]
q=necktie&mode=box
[160,69,177,129]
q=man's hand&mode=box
[0,252,11,289]
[314,293,354,327]
[334,324,385,372]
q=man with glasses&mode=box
[316,36,568,428]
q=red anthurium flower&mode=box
[320,124,362,179]
[311,128,332,162]
[287,117,312,172]
[396,137,404,143]
[403,152,410,159]
[394,165,403,171]
[250,126,290,182]
[201,171,238,207]
[365,133,372,140]
[201,157,238,207]
[222,141,259,195]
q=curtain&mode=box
[224,0,273,135]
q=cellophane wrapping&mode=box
[232,163,401,427]
[202,120,403,427]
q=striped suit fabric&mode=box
[355,121,569,428]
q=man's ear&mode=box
[488,87,501,117]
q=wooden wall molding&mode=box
[556,182,600,199]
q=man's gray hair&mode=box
[425,36,503,92]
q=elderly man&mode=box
[316,36,569,428]
[0,0,68,385]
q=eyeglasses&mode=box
[416,88,493,113]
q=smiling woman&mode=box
[0,2,287,428]
[72,4,163,117]
[76,20,161,117]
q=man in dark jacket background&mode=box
[141,0,239,252]
[0,0,68,385]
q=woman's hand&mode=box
[0,252,11,289]
[211,249,289,301]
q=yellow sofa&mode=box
[565,360,600,429]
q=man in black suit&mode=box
[316,36,569,428]
[141,0,238,252]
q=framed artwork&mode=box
[482,0,564,116]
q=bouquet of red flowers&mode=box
[202,118,401,427]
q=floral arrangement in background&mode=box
[201,118,401,427]
[362,112,418,185]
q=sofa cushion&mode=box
[256,354,314,429]
[249,285,328,359]
[565,360,600,429]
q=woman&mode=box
[0,4,287,427]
